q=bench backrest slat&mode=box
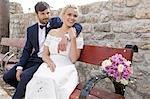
[78,45,133,66]
[0,38,24,48]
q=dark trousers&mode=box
[3,61,42,99]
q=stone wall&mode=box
[0,0,9,53]
[9,0,150,99]
[9,2,23,14]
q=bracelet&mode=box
[64,33,71,41]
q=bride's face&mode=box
[62,8,78,27]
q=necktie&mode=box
[40,25,46,29]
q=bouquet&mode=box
[101,53,133,85]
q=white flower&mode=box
[101,59,112,68]
[46,22,51,28]
[130,80,134,84]
[118,64,124,73]
[126,61,131,66]
[120,79,128,85]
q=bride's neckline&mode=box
[47,28,68,39]
[47,34,62,39]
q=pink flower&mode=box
[127,66,133,74]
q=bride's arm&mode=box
[42,45,56,72]
[68,28,81,63]
[69,38,81,63]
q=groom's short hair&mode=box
[35,1,50,14]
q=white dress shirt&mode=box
[38,23,46,57]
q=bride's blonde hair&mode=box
[59,5,79,17]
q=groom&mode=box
[3,1,82,99]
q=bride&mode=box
[25,5,84,99]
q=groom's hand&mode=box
[16,69,23,81]
[57,35,68,53]
[47,62,56,72]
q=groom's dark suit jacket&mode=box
[16,17,82,68]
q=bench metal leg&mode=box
[0,51,12,70]
[0,51,16,72]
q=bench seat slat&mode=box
[70,89,100,99]
[71,84,124,99]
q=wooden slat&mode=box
[0,38,24,48]
[70,89,100,99]
[78,45,133,66]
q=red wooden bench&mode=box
[0,37,138,99]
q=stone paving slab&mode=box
[0,86,11,99]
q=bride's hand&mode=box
[47,62,56,72]
[68,28,76,39]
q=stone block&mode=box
[82,24,94,33]
[9,2,23,14]
[112,20,150,33]
[79,5,90,14]
[111,0,126,7]
[78,16,86,23]
[141,33,150,41]
[112,8,135,20]
[135,8,150,19]
[135,20,150,33]
[140,44,150,50]
[94,23,110,32]
[84,14,99,23]
[99,10,111,22]
[126,0,139,7]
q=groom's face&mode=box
[37,9,51,24]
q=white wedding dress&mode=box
[25,34,84,99]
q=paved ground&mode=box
[0,70,14,99]
[0,86,11,99]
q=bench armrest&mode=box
[125,44,138,52]
[3,53,17,71]
[79,71,126,99]
[0,51,13,70]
